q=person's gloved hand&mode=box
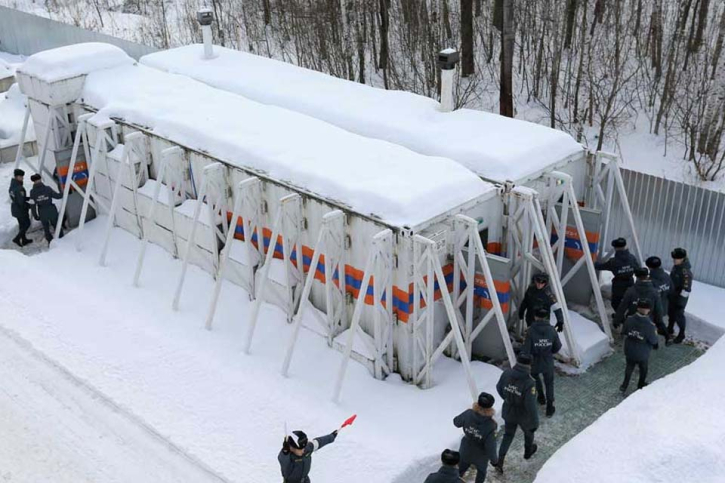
[282,440,291,454]
[555,322,564,332]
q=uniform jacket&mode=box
[278,432,336,483]
[496,364,539,430]
[518,283,564,325]
[623,313,659,362]
[595,249,638,287]
[669,259,693,309]
[29,183,62,219]
[453,404,498,466]
[9,178,30,218]
[649,267,672,310]
[614,280,665,328]
[523,320,562,374]
[424,465,464,483]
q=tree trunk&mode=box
[564,0,577,49]
[500,0,514,117]
[461,0,475,76]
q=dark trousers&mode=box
[532,371,555,403]
[40,211,61,242]
[611,283,631,311]
[668,304,687,337]
[459,461,488,483]
[498,421,535,460]
[13,213,31,241]
[622,358,648,390]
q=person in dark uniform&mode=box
[646,256,672,315]
[452,392,498,483]
[523,307,562,417]
[8,168,32,247]
[279,429,338,483]
[595,238,639,310]
[614,267,670,344]
[620,299,659,393]
[668,248,693,344]
[517,273,564,331]
[493,354,539,474]
[28,173,63,244]
[424,449,465,483]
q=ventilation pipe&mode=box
[438,49,459,113]
[197,8,214,59]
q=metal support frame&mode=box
[13,103,71,185]
[74,117,120,252]
[333,229,398,402]
[244,193,303,353]
[452,214,516,367]
[281,210,349,376]
[545,171,612,340]
[407,234,478,398]
[97,131,147,266]
[172,162,229,310]
[591,151,643,264]
[205,176,263,330]
[507,187,583,365]
[133,146,188,286]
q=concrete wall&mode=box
[0,6,157,59]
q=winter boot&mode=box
[665,336,673,347]
[493,458,505,474]
[674,333,685,344]
[21,237,33,246]
[524,444,538,460]
[619,384,627,394]
[638,382,649,390]
[546,403,556,417]
[537,393,546,405]
[12,236,22,247]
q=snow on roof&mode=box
[80,63,493,226]
[141,45,585,183]
[18,43,134,82]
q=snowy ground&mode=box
[0,214,504,483]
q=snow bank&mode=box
[17,43,134,82]
[0,221,504,483]
[684,281,725,345]
[81,63,492,226]
[0,84,36,148]
[535,336,725,483]
[141,45,585,183]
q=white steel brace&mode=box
[281,210,348,376]
[333,229,398,402]
[591,152,643,264]
[133,146,188,286]
[97,131,148,266]
[545,171,612,340]
[205,176,263,330]
[244,193,303,353]
[13,103,72,185]
[172,162,229,310]
[507,187,583,364]
[74,117,120,252]
[407,234,478,398]
[452,214,517,366]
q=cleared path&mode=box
[0,325,231,483]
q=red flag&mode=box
[340,414,357,429]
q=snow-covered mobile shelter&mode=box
[142,44,641,363]
[14,43,543,400]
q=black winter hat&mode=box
[286,430,308,450]
[13,169,24,177]
[30,173,41,182]
[611,237,627,248]
[534,307,550,319]
[636,298,652,310]
[645,256,662,269]
[441,449,460,466]
[634,267,649,279]
[517,353,533,366]
[671,248,687,260]
[533,273,549,284]
[477,392,495,409]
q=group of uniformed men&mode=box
[425,237,694,482]
[8,169,63,247]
